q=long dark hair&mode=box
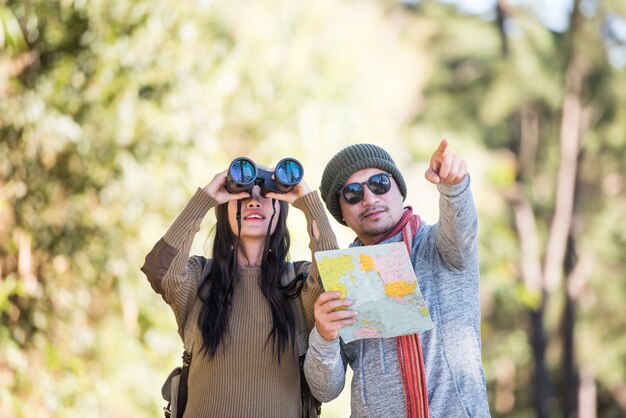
[197,199,300,360]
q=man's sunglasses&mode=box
[339,173,393,204]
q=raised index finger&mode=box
[431,138,449,165]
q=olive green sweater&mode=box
[141,188,337,418]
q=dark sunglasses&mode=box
[339,173,393,204]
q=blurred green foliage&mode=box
[1,0,625,417]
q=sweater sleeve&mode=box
[292,190,339,330]
[303,327,347,402]
[433,175,478,271]
[140,188,218,331]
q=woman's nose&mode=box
[247,186,263,207]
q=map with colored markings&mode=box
[315,242,434,343]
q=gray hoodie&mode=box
[304,176,491,418]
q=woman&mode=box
[141,163,337,418]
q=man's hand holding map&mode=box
[314,242,434,343]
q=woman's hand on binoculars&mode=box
[265,179,312,204]
[203,170,250,204]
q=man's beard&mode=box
[359,205,394,238]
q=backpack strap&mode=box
[282,261,322,418]
[282,262,308,357]
[174,258,211,418]
[182,260,210,352]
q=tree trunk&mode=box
[579,367,597,418]
[510,107,551,418]
[531,300,550,418]
[562,235,578,418]
[556,1,589,414]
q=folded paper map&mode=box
[315,242,434,343]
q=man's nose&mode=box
[360,185,379,206]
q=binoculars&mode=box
[226,157,304,197]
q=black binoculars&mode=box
[226,157,304,197]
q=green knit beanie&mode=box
[320,144,407,225]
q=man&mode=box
[304,141,491,417]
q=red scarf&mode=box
[371,207,429,418]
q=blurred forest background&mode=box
[1,0,625,417]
